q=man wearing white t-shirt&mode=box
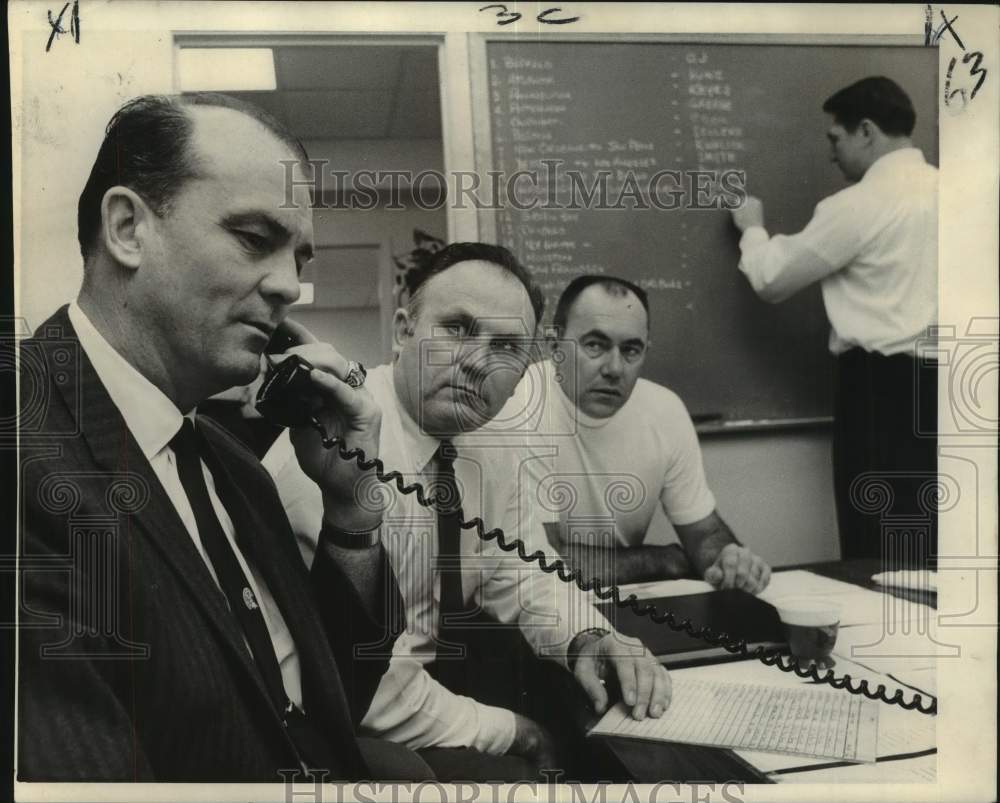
[730,77,938,565]
[507,275,771,591]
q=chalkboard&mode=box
[481,42,938,424]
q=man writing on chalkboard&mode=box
[730,76,938,565]
[503,275,772,591]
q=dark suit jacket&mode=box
[17,307,404,781]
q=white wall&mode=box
[14,27,176,331]
[645,430,840,567]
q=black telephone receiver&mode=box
[256,355,317,428]
[254,321,934,715]
[256,323,320,429]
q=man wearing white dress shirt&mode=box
[731,76,938,565]
[266,242,671,780]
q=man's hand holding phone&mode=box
[269,320,385,532]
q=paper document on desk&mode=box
[589,675,879,763]
[614,578,715,600]
[725,655,935,774]
[759,570,933,627]
[872,570,938,592]
[832,623,944,691]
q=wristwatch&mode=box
[568,627,611,672]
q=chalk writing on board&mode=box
[484,42,935,421]
[683,51,744,173]
[488,45,752,309]
[46,0,80,51]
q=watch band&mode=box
[568,626,611,673]
[320,519,382,549]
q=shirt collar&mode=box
[863,147,926,182]
[547,359,618,430]
[69,301,186,461]
[368,364,442,475]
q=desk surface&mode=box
[595,559,936,784]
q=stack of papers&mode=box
[668,656,935,780]
[589,674,880,763]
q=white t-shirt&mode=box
[737,147,938,356]
[506,360,717,548]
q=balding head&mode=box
[77,93,308,264]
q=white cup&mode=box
[772,597,841,667]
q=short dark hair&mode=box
[822,76,916,137]
[553,275,650,335]
[77,92,308,260]
[407,242,545,328]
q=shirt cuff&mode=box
[471,702,517,755]
[738,226,770,252]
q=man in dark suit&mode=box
[17,93,430,782]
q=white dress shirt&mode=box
[69,301,303,708]
[266,364,613,755]
[737,148,938,356]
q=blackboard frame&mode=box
[468,32,935,433]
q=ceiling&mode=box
[220,44,442,140]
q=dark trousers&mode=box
[833,349,938,568]
[425,608,628,782]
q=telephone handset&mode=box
[256,354,317,428]
[255,323,935,715]
[256,321,331,428]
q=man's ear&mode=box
[392,308,414,358]
[100,186,155,270]
[857,119,877,144]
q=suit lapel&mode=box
[41,308,287,730]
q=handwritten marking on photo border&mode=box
[925,6,988,113]
[46,0,81,52]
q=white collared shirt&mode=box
[266,364,612,755]
[69,302,303,708]
[737,148,938,356]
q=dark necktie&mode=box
[171,419,289,713]
[171,419,332,768]
[431,440,468,690]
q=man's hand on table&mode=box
[572,631,672,720]
[703,543,771,594]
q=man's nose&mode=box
[601,348,625,377]
[456,340,491,381]
[260,255,301,307]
